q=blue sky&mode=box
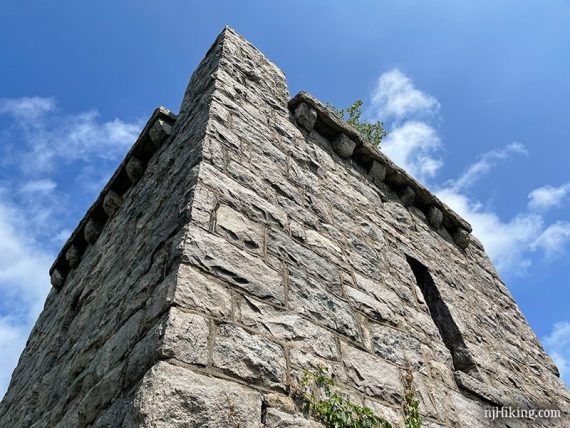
[1,1,569,396]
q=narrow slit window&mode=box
[406,255,478,376]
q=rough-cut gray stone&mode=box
[125,157,144,183]
[3,26,569,428]
[454,227,471,249]
[216,204,264,253]
[148,118,172,147]
[50,268,65,289]
[294,102,317,132]
[368,159,386,184]
[65,244,82,269]
[129,361,263,427]
[103,189,123,217]
[212,323,287,390]
[332,133,356,159]
[84,218,103,244]
[399,185,416,207]
[427,205,443,228]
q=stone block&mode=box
[368,160,386,184]
[182,225,284,305]
[427,205,443,228]
[216,204,264,253]
[148,118,172,147]
[50,268,65,289]
[288,267,360,341]
[453,228,471,249]
[84,218,103,245]
[125,157,144,183]
[103,190,123,217]
[294,102,317,132]
[212,323,287,390]
[331,133,356,159]
[129,361,263,427]
[65,244,82,269]
[161,307,210,366]
[399,185,416,207]
[341,342,403,404]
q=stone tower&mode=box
[0,27,568,427]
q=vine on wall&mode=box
[296,365,421,428]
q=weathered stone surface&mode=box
[65,244,82,268]
[288,267,360,341]
[427,205,443,228]
[160,308,210,366]
[399,185,416,207]
[212,323,287,390]
[3,26,569,428]
[216,204,264,253]
[238,295,338,360]
[341,342,403,404]
[332,133,356,159]
[174,263,232,318]
[148,118,172,147]
[454,227,471,249]
[125,157,144,183]
[50,268,65,289]
[84,218,103,244]
[368,159,386,184]
[129,361,263,427]
[294,102,317,132]
[102,189,123,217]
[182,225,284,304]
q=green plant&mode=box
[327,100,387,147]
[402,368,421,428]
[297,366,393,428]
[296,366,422,428]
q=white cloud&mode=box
[533,221,570,259]
[450,142,527,190]
[19,179,57,194]
[381,121,443,180]
[0,199,53,397]
[0,96,143,398]
[528,183,570,211]
[543,321,570,385]
[370,68,440,121]
[0,97,55,119]
[436,187,543,272]
[0,97,142,173]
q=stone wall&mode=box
[1,27,569,427]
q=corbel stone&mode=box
[84,218,104,245]
[454,228,471,249]
[149,118,172,148]
[294,102,317,132]
[126,157,145,183]
[399,185,416,207]
[103,190,123,217]
[65,244,82,269]
[50,268,66,290]
[368,160,386,184]
[427,206,443,228]
[332,133,356,159]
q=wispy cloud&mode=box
[370,68,440,121]
[528,183,570,211]
[381,121,442,180]
[0,97,56,119]
[370,70,570,274]
[0,97,142,174]
[449,142,527,191]
[0,96,142,397]
[543,321,570,385]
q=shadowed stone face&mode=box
[1,27,568,428]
